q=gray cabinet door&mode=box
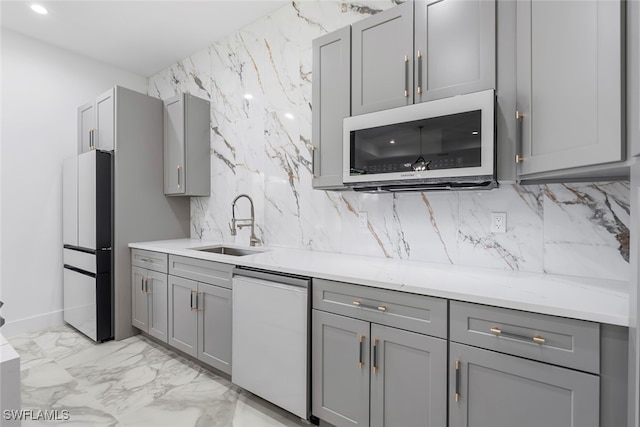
[312,26,350,190]
[164,95,185,195]
[449,342,600,427]
[312,310,370,427]
[95,88,115,151]
[147,270,168,343]
[352,1,414,115]
[168,275,197,357]
[197,282,232,374]
[131,266,148,332]
[516,0,622,175]
[78,102,94,153]
[414,0,495,102]
[370,324,447,427]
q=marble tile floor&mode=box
[7,325,310,427]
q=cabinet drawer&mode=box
[312,279,447,338]
[131,249,168,273]
[450,301,600,374]
[169,255,233,288]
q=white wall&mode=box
[0,29,147,337]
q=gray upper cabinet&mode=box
[77,88,115,153]
[370,324,447,427]
[449,342,600,427]
[312,26,351,190]
[515,0,623,176]
[414,0,495,102]
[351,0,495,116]
[164,93,210,196]
[352,2,414,115]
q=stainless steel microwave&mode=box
[343,89,496,191]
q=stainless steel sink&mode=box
[191,246,264,256]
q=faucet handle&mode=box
[229,220,237,236]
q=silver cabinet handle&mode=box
[145,278,151,295]
[141,276,145,293]
[416,50,423,95]
[372,338,379,374]
[177,165,182,189]
[352,301,387,312]
[455,359,461,402]
[515,111,524,164]
[358,335,365,369]
[403,54,409,98]
[490,327,546,344]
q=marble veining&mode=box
[148,0,630,282]
[8,325,308,427]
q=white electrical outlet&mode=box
[358,211,368,229]
[491,212,507,234]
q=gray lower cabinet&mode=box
[449,342,599,427]
[312,279,447,427]
[197,282,232,374]
[311,26,350,190]
[167,274,232,375]
[168,275,198,356]
[163,93,210,196]
[515,0,623,177]
[370,324,447,427]
[312,310,370,427]
[131,266,169,343]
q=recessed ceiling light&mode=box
[243,93,253,100]
[389,139,395,144]
[472,131,479,135]
[30,4,48,15]
[284,112,295,120]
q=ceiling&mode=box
[0,0,289,76]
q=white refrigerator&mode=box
[62,150,112,342]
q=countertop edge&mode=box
[129,239,630,327]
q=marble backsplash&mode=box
[148,0,629,282]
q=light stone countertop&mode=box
[129,238,630,327]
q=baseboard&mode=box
[0,310,64,338]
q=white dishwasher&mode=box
[232,268,310,420]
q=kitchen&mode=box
[0,0,638,426]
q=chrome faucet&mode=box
[229,194,261,246]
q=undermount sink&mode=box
[191,246,264,256]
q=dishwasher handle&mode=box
[232,267,310,289]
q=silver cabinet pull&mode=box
[141,276,145,293]
[352,300,388,313]
[177,165,182,189]
[372,338,379,374]
[416,50,423,95]
[490,327,546,344]
[403,54,409,97]
[190,290,195,311]
[454,359,461,402]
[515,111,524,164]
[358,334,365,369]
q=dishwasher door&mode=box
[232,271,309,419]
